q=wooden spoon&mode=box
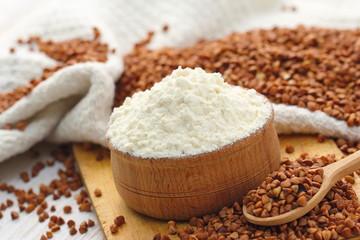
[243,150,360,226]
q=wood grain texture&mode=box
[111,113,280,220]
[73,135,360,240]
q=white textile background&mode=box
[0,0,360,239]
[0,0,360,163]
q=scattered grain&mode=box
[116,26,360,128]
[11,211,19,220]
[162,24,169,32]
[51,225,60,232]
[285,144,295,153]
[69,226,77,235]
[20,172,30,183]
[94,188,102,197]
[63,206,72,214]
[88,219,95,227]
[1,28,110,120]
[6,199,13,207]
[113,215,125,227]
[110,224,118,234]
[46,231,53,239]
[79,221,88,234]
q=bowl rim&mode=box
[109,106,275,166]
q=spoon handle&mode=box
[323,150,360,183]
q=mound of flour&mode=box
[107,67,272,158]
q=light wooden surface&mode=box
[73,135,360,240]
[111,113,280,220]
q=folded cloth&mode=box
[1,0,360,163]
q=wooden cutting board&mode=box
[73,135,360,240]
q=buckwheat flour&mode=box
[107,67,271,158]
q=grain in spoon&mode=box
[243,150,360,226]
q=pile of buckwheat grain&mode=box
[243,158,324,218]
[0,27,111,131]
[156,154,360,240]
[115,26,360,127]
[113,26,360,239]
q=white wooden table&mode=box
[0,143,104,240]
[0,1,104,239]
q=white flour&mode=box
[107,67,272,158]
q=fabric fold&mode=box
[1,0,359,163]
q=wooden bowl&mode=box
[110,110,280,220]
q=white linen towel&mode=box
[1,0,360,163]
